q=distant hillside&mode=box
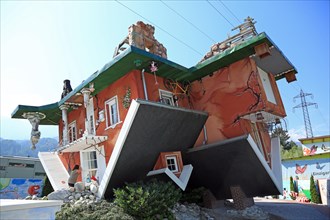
[0,137,58,158]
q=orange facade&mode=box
[58,56,285,174]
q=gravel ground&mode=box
[205,198,330,220]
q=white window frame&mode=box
[68,121,77,143]
[105,96,120,128]
[166,155,179,173]
[159,89,175,106]
[80,149,98,181]
[258,67,277,104]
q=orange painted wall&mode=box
[57,57,286,171]
[188,58,285,162]
[58,70,144,171]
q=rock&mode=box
[74,193,81,200]
[25,195,32,200]
[69,187,75,192]
[171,203,213,220]
[74,182,85,192]
[89,195,95,200]
[48,189,70,200]
[226,205,269,220]
[90,183,98,193]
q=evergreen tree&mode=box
[271,127,291,150]
[310,175,321,204]
[290,176,295,192]
[41,176,54,197]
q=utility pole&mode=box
[293,89,317,138]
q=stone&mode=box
[47,189,70,200]
[74,182,85,192]
[90,183,98,193]
[69,187,75,192]
[211,44,219,52]
[74,193,81,200]
[89,195,95,200]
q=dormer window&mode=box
[159,89,175,106]
[166,155,179,173]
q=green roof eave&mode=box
[11,33,298,125]
[11,102,60,125]
[59,46,189,106]
[11,46,189,125]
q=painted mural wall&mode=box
[301,136,330,156]
[282,157,330,181]
[281,155,330,201]
[0,178,44,199]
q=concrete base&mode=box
[0,199,63,220]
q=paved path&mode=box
[254,198,329,220]
[209,198,329,220]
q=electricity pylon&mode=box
[293,89,317,138]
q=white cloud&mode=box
[288,127,306,142]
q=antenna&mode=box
[293,89,318,138]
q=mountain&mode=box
[0,137,58,158]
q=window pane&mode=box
[106,103,111,126]
[111,102,118,124]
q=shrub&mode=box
[180,187,206,205]
[41,176,54,197]
[310,175,321,204]
[55,200,134,220]
[113,179,181,219]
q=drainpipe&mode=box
[60,105,69,145]
[141,69,148,100]
[202,125,208,145]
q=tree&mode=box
[271,127,291,150]
[310,175,321,204]
[281,144,303,159]
[290,176,295,192]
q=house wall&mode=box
[58,71,145,176]
[188,58,285,162]
[57,57,286,178]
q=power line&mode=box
[115,0,204,56]
[160,0,217,43]
[217,0,241,24]
[293,90,318,138]
[206,0,235,28]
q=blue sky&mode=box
[1,1,329,141]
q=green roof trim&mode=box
[11,32,297,125]
[11,103,60,125]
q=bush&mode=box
[55,200,134,220]
[113,179,181,219]
[41,176,54,197]
[310,175,321,204]
[180,187,206,205]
